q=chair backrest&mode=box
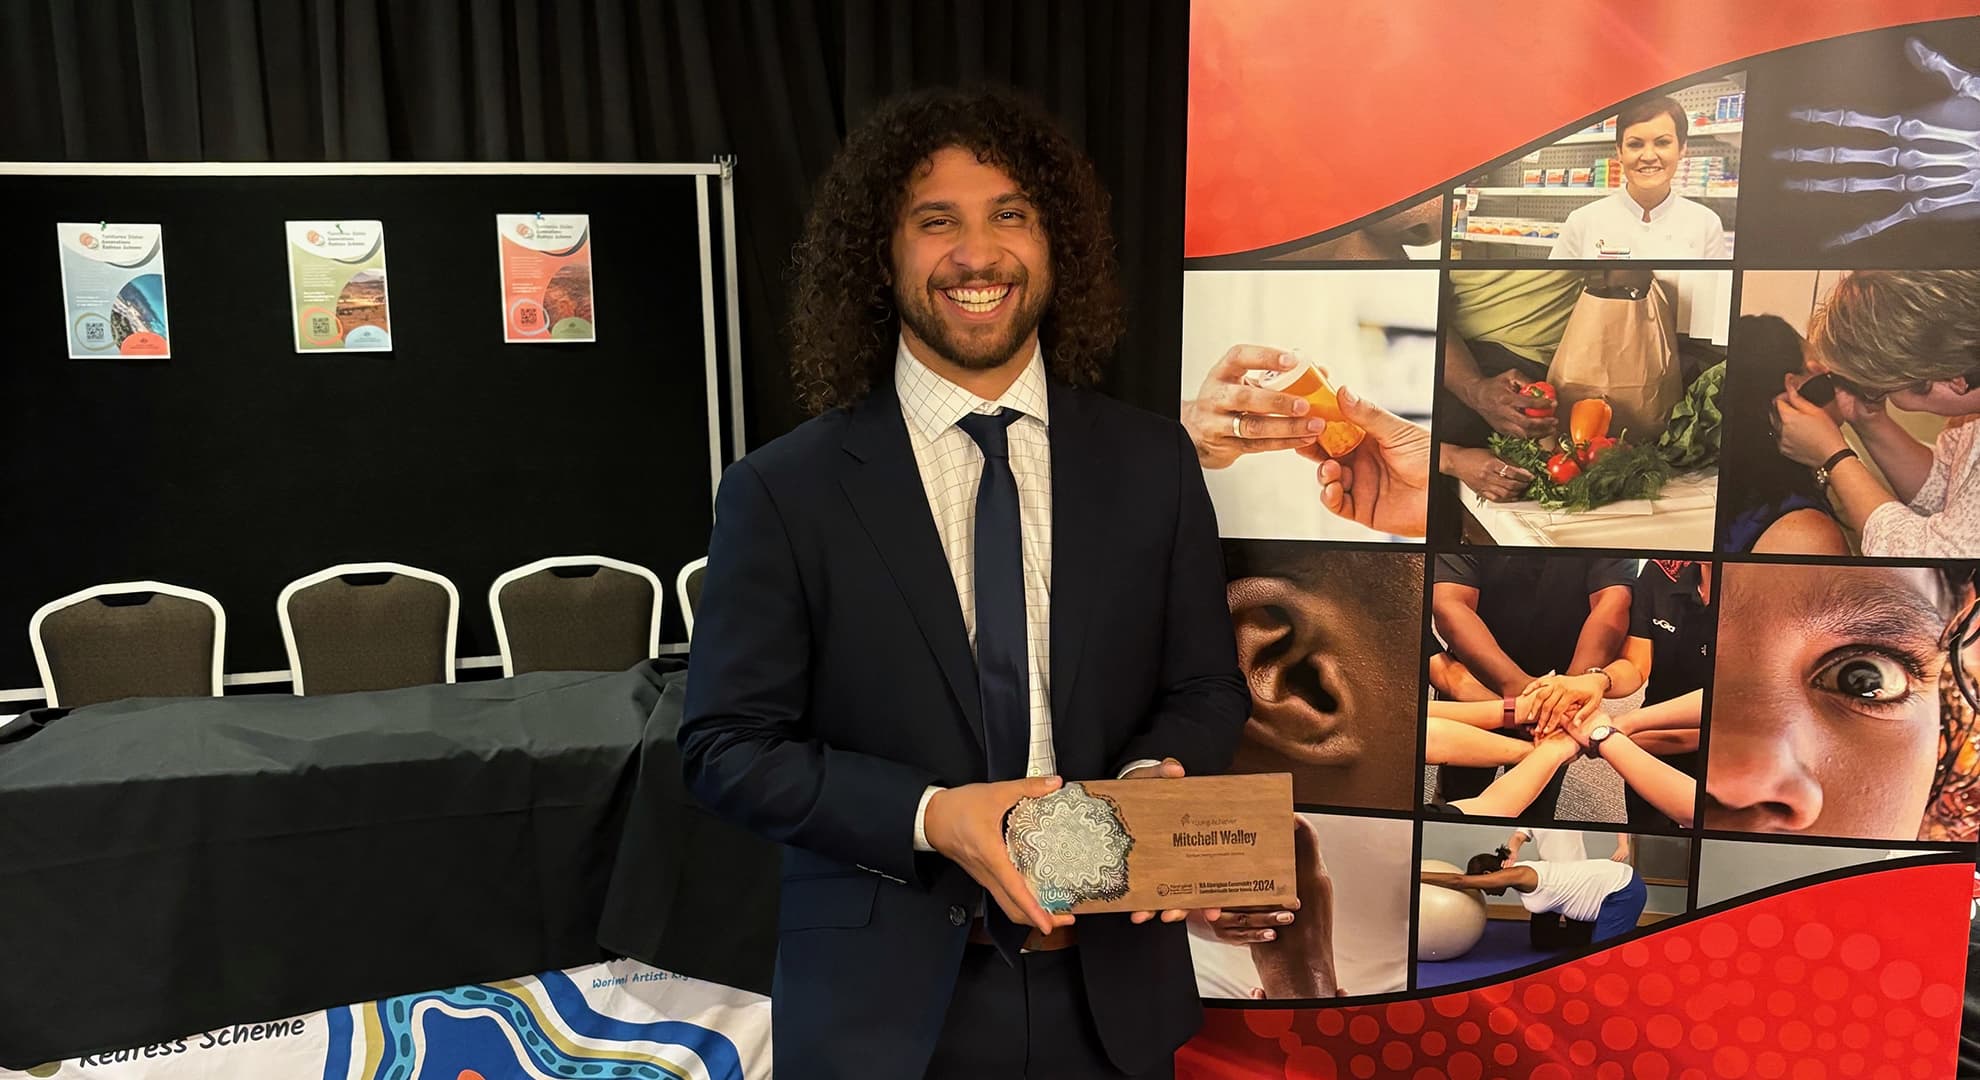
[489,556,662,677]
[30,581,226,708]
[278,563,458,695]
[678,556,708,640]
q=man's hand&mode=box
[1772,380,1852,469]
[1245,816,1343,999]
[1442,445,1534,502]
[1517,673,1607,737]
[1123,758,1196,924]
[1180,345,1323,470]
[1190,904,1297,945]
[1459,368,1559,439]
[923,776,1075,935]
[1298,387,1431,538]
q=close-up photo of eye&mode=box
[1814,652,1913,702]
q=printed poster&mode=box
[285,220,392,352]
[497,213,596,342]
[56,223,171,359]
[0,959,770,1079]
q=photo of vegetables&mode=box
[1432,269,1732,549]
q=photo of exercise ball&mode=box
[1417,859,1487,960]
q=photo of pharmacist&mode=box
[1550,96,1729,260]
[1703,562,1980,842]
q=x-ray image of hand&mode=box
[1771,36,1980,249]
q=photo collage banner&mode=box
[1176,4,1980,1077]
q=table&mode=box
[0,660,780,1069]
[1458,468,1718,550]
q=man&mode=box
[1430,554,1636,817]
[678,87,1250,1080]
[1430,270,1578,537]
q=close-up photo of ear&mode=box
[1220,542,1424,810]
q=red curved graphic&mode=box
[1176,861,1970,1078]
[1185,1,1980,256]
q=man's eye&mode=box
[1812,653,1913,703]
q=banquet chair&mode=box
[489,555,662,676]
[278,562,458,695]
[30,581,226,707]
[677,557,708,640]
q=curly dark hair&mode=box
[787,85,1125,415]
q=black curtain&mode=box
[0,0,1189,447]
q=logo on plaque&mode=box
[1006,782,1135,913]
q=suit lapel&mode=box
[839,382,984,750]
[1047,381,1103,776]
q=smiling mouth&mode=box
[940,283,1013,315]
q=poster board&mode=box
[0,163,738,693]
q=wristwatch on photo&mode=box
[1814,447,1858,488]
[1585,723,1617,757]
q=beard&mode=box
[895,268,1051,371]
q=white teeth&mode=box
[944,284,1011,306]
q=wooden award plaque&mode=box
[1004,773,1297,914]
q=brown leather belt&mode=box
[968,917,1078,952]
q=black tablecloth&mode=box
[0,659,779,1068]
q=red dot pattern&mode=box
[1174,863,1967,1080]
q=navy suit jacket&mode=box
[678,374,1248,1079]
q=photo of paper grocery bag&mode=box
[1547,282,1681,443]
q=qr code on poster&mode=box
[84,323,106,342]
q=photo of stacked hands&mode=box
[1172,19,1980,1007]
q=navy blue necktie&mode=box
[956,408,1033,963]
[955,408,1030,784]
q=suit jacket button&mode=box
[948,905,968,926]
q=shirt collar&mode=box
[893,337,1051,442]
[1624,187,1676,222]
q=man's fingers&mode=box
[1319,478,1347,516]
[1012,775,1063,800]
[984,852,1060,932]
[1235,435,1323,454]
[1217,910,1297,928]
[1227,412,1323,440]
[1161,909,1189,923]
[991,872,1060,934]
[1219,383,1312,418]
[1221,929,1280,945]
[1209,344,1299,383]
[1316,457,1346,485]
